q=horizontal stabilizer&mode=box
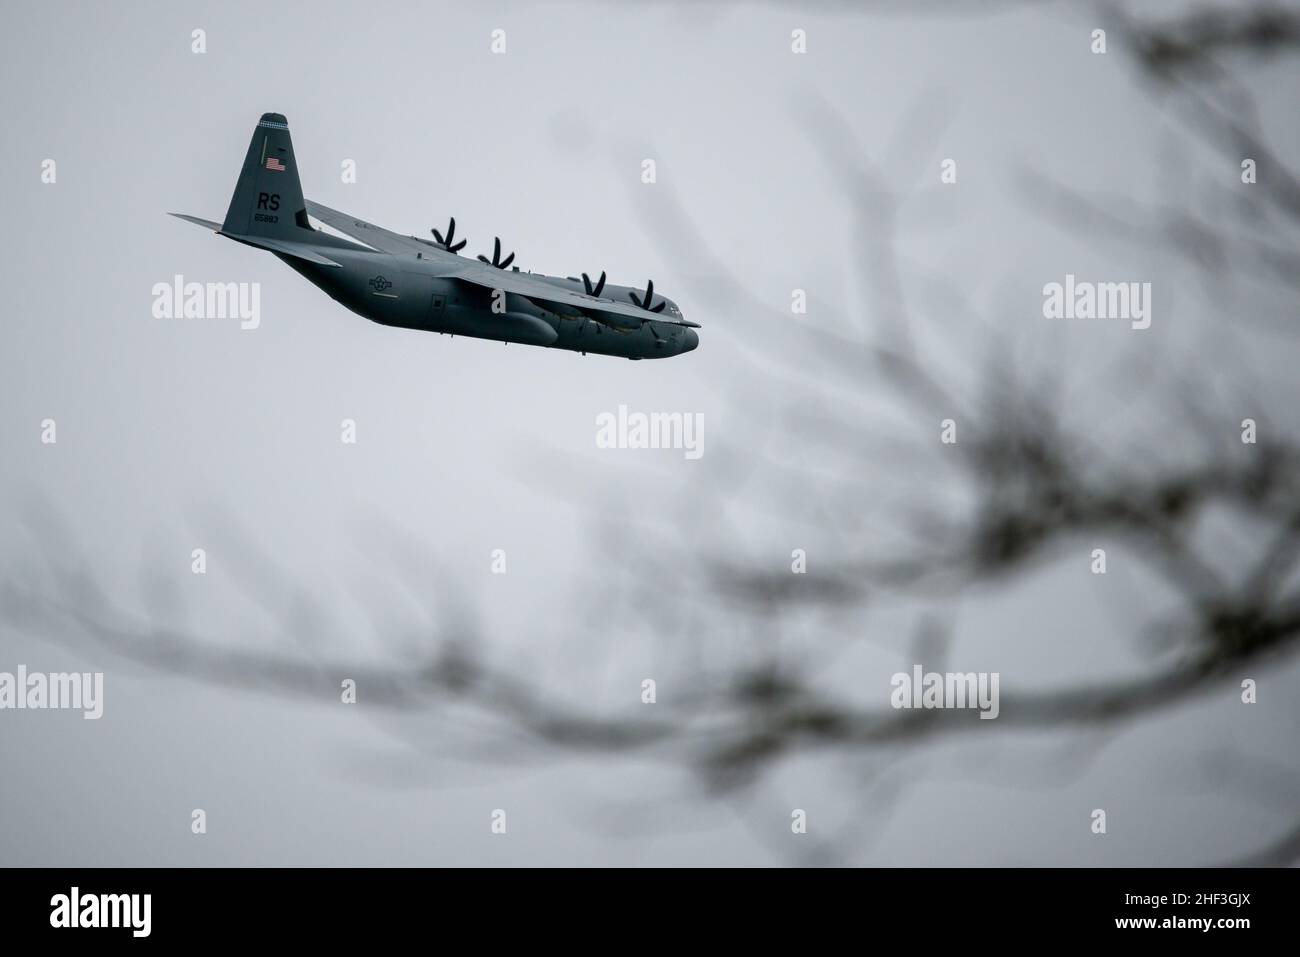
[169,212,223,231]
[168,213,342,267]
[224,233,343,267]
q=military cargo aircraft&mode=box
[171,113,700,360]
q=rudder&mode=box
[222,112,312,239]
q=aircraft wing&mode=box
[305,199,700,329]
[304,200,451,259]
[441,260,702,329]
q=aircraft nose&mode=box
[682,329,699,353]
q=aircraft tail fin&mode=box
[221,112,313,241]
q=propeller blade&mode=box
[477,236,515,269]
[432,217,467,253]
[593,271,606,297]
[630,279,660,311]
[582,272,594,295]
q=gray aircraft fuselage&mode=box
[178,113,699,361]
[276,243,698,360]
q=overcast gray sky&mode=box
[2,0,1297,866]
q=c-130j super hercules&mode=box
[172,113,700,360]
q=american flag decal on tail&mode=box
[265,156,285,172]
